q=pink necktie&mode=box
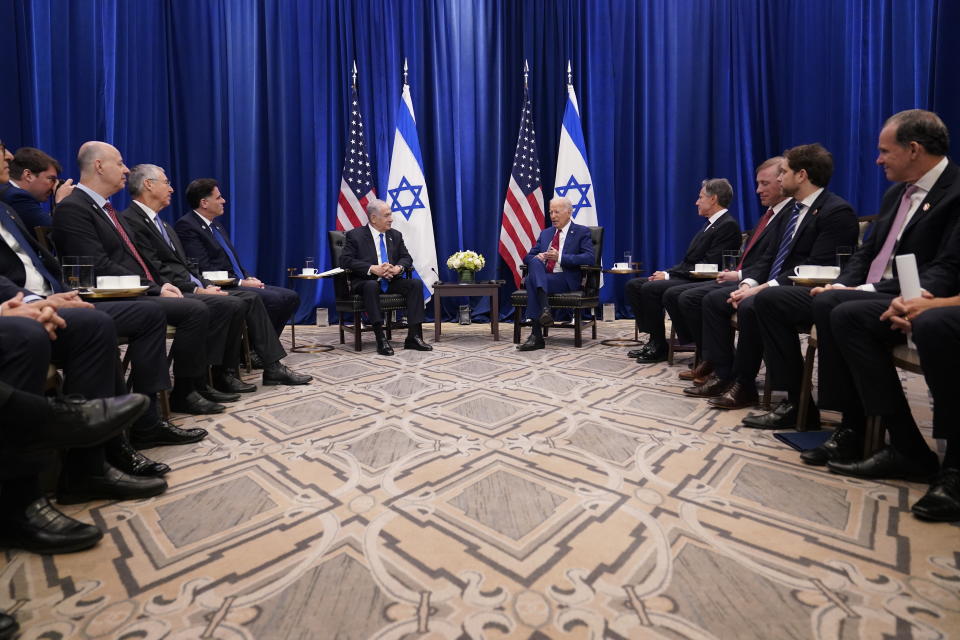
[866,184,919,284]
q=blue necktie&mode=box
[155,217,202,287]
[0,210,63,293]
[378,232,389,291]
[768,200,804,279]
[211,224,246,279]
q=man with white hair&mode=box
[516,196,596,351]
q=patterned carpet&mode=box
[2,320,958,640]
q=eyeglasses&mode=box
[147,177,171,186]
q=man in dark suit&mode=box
[0,146,75,235]
[516,196,596,351]
[627,179,742,363]
[52,141,235,416]
[0,288,166,509]
[688,145,858,413]
[754,110,960,436]
[175,178,300,336]
[340,199,433,356]
[664,157,790,385]
[121,164,310,387]
[783,111,960,478]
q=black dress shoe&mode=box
[8,393,149,452]
[827,446,939,482]
[517,335,545,351]
[708,381,759,409]
[131,421,208,449]
[741,400,820,430]
[263,362,312,385]
[249,352,265,369]
[0,497,103,554]
[197,383,241,403]
[912,469,960,521]
[627,348,646,358]
[374,338,395,356]
[170,390,225,415]
[213,372,257,394]
[404,335,433,351]
[0,611,18,640]
[57,462,168,505]
[800,427,863,466]
[683,374,731,398]
[635,345,667,363]
[539,307,554,327]
[107,434,171,476]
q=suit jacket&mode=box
[523,222,596,290]
[52,188,164,295]
[666,212,741,277]
[840,161,960,295]
[121,202,210,293]
[0,183,52,236]
[759,189,859,286]
[739,202,794,283]
[340,226,414,283]
[174,211,250,279]
[0,202,64,293]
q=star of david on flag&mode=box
[386,80,439,301]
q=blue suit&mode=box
[522,222,595,330]
[0,183,51,238]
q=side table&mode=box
[287,271,335,353]
[433,282,503,341]
[600,266,644,347]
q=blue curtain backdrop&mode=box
[2,0,957,322]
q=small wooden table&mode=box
[287,272,335,353]
[600,267,644,346]
[432,282,503,342]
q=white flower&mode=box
[446,250,485,272]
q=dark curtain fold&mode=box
[2,0,952,322]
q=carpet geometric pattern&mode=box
[2,320,957,639]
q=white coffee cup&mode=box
[96,275,140,289]
[202,270,229,280]
[302,268,317,275]
[794,265,819,278]
[612,262,628,270]
[818,265,841,279]
[695,263,718,272]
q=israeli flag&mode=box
[553,82,597,227]
[386,82,439,302]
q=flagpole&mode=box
[524,59,529,90]
[403,57,408,86]
[352,60,357,90]
[566,59,572,86]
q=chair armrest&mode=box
[580,265,602,272]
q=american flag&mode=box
[498,84,544,288]
[336,83,376,231]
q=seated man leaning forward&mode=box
[517,196,595,352]
[339,199,432,356]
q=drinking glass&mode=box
[623,250,633,269]
[836,246,852,270]
[61,256,94,290]
[722,249,741,272]
[304,257,315,271]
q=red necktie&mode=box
[545,229,561,272]
[103,202,155,282]
[736,207,774,270]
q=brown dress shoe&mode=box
[679,360,714,383]
[708,382,759,409]
[682,374,731,398]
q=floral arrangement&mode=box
[446,250,485,272]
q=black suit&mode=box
[715,190,858,385]
[666,201,793,347]
[339,225,425,325]
[121,202,286,366]
[0,203,169,394]
[625,211,741,348]
[757,168,960,402]
[52,188,212,378]
[0,182,51,238]
[174,211,300,335]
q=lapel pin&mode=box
[923,203,931,211]
[812,208,820,216]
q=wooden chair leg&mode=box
[513,307,523,344]
[241,322,252,373]
[574,310,583,347]
[592,307,598,339]
[385,311,393,340]
[339,316,346,344]
[353,314,362,351]
[761,376,773,410]
[158,389,171,422]
[864,417,886,457]
[667,325,677,365]
[795,339,817,431]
